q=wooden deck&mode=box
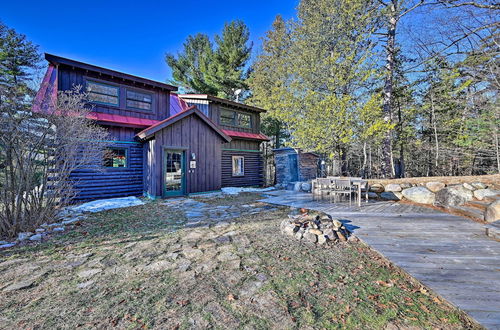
[260,190,500,329]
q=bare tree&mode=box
[0,86,110,237]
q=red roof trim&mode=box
[222,129,270,141]
[87,112,160,128]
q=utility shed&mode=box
[274,148,319,185]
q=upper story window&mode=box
[126,90,152,111]
[87,80,119,106]
[220,108,252,128]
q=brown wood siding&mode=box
[221,150,263,187]
[57,66,170,121]
[223,139,261,151]
[146,114,224,196]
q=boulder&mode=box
[463,183,475,191]
[400,183,412,189]
[309,228,323,235]
[473,189,498,201]
[301,182,312,192]
[401,187,435,204]
[303,231,317,244]
[472,182,487,189]
[317,235,327,245]
[485,200,500,223]
[384,184,402,192]
[426,181,445,193]
[435,185,473,207]
[367,192,378,199]
[380,191,402,201]
[369,183,384,193]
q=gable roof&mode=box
[45,53,178,92]
[178,94,267,113]
[136,106,231,142]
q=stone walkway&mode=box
[260,190,500,329]
[166,197,278,228]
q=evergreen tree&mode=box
[165,33,216,95]
[166,20,252,100]
[208,20,252,100]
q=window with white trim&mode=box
[232,156,244,176]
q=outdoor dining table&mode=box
[312,177,369,207]
[350,178,369,207]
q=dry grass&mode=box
[0,194,480,329]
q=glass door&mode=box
[163,150,185,196]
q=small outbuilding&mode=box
[274,148,320,187]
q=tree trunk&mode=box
[495,128,500,174]
[362,141,367,178]
[430,93,440,174]
[382,1,398,178]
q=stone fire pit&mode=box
[280,209,354,245]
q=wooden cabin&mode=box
[34,54,269,202]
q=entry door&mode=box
[163,150,185,196]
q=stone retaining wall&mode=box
[367,179,499,222]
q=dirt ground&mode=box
[0,193,480,329]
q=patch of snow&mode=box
[221,187,275,195]
[69,196,145,213]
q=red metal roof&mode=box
[222,129,270,141]
[88,112,160,128]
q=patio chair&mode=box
[330,179,352,206]
[312,178,333,201]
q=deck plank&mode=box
[260,191,500,329]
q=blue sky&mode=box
[3,0,298,83]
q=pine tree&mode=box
[165,33,216,94]
[166,21,252,100]
[208,20,252,100]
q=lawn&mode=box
[0,193,479,329]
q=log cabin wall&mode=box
[70,126,144,202]
[146,114,224,197]
[222,139,263,187]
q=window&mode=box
[87,80,119,106]
[220,108,252,128]
[232,156,244,176]
[104,148,127,168]
[220,109,236,126]
[237,113,251,128]
[126,90,152,111]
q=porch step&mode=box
[465,200,489,212]
[448,205,485,221]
